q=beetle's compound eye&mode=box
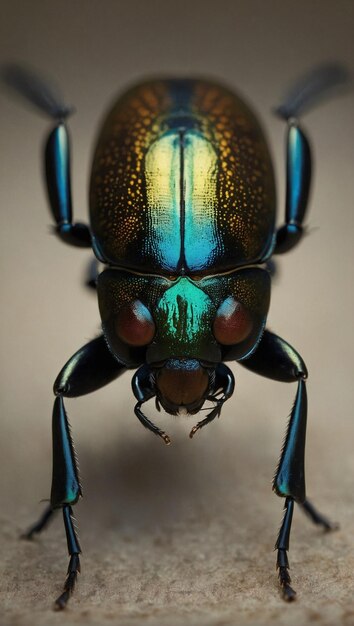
[115,300,155,346]
[213,297,253,345]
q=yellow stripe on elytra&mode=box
[144,132,181,268]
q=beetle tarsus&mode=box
[189,425,199,439]
[54,553,80,610]
[161,432,171,445]
[274,498,296,602]
[54,507,81,610]
[278,563,297,602]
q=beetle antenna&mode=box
[275,62,351,120]
[1,63,74,120]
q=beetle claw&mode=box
[281,582,297,602]
[160,432,171,445]
[189,400,223,439]
[189,425,199,439]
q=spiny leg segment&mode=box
[241,330,337,600]
[22,335,127,609]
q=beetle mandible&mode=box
[4,64,347,608]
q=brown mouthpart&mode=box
[155,359,210,414]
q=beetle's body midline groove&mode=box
[90,78,276,274]
[178,130,186,273]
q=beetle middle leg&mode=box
[21,503,57,539]
[299,498,339,531]
[23,335,127,609]
[240,329,337,600]
[84,257,100,290]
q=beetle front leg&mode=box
[275,497,296,600]
[240,329,337,600]
[50,395,82,610]
[273,378,307,601]
[22,396,82,591]
[22,335,128,609]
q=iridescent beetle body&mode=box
[6,65,344,608]
[91,81,273,417]
[90,80,275,273]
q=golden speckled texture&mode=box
[192,82,276,264]
[90,82,171,268]
[90,79,275,274]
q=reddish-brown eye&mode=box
[115,300,155,346]
[213,297,253,345]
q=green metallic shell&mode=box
[90,79,276,275]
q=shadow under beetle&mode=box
[5,64,347,608]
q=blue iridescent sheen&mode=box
[286,124,311,224]
[46,124,72,224]
[90,78,276,273]
[50,396,81,507]
[183,131,222,270]
[274,379,307,502]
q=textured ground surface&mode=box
[0,1,353,625]
[1,376,354,626]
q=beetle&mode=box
[3,64,347,609]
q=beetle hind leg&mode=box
[299,498,339,531]
[273,65,349,256]
[21,503,56,540]
[273,120,311,255]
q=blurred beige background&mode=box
[0,1,353,625]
